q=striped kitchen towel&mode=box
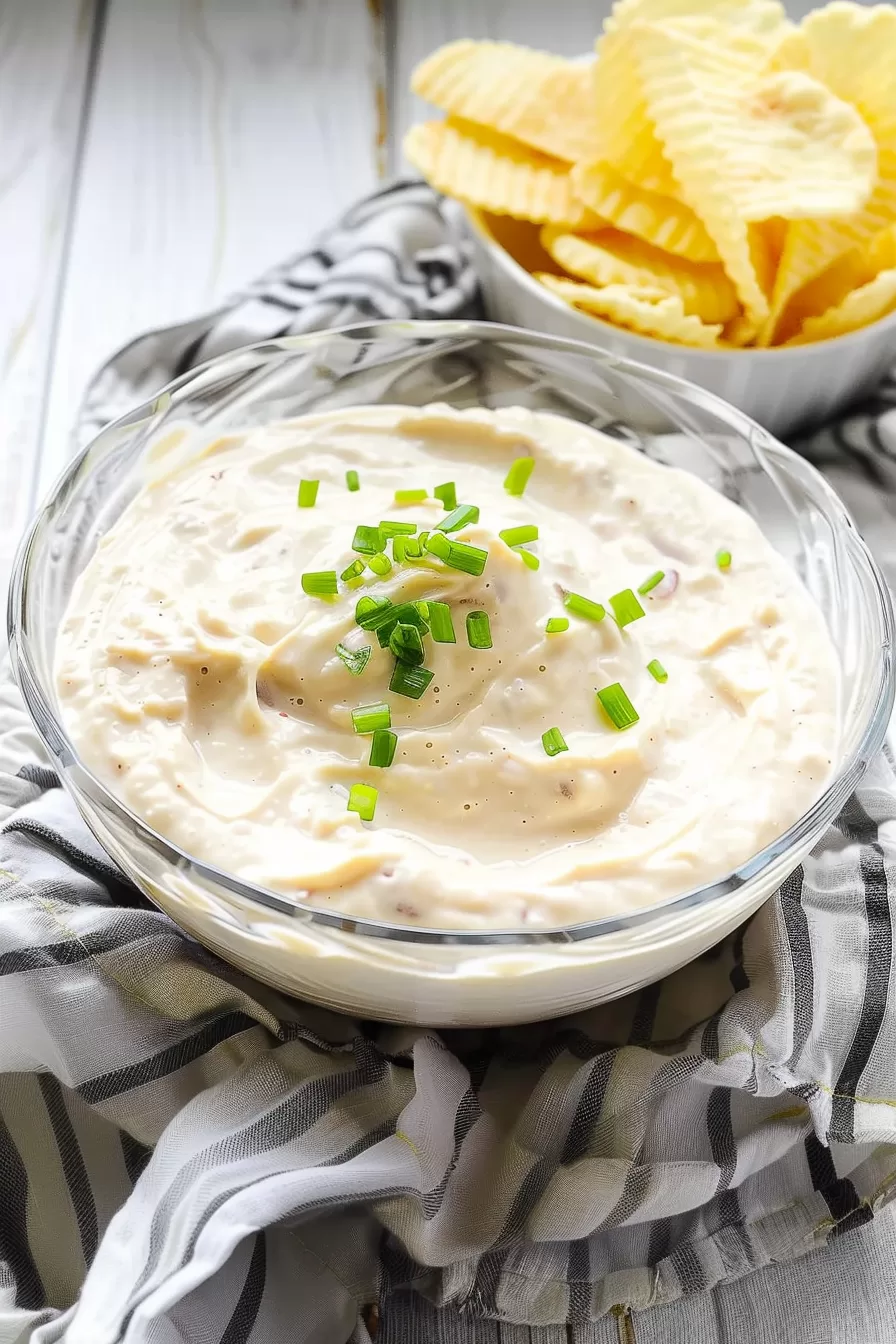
[2,179,896,1344]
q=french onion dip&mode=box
[56,405,838,930]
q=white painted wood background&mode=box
[0,0,844,600]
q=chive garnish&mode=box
[335,643,371,676]
[564,592,605,622]
[351,702,391,734]
[428,601,456,643]
[352,524,385,555]
[609,589,645,627]
[393,536,409,563]
[380,520,417,538]
[504,456,535,496]
[355,595,394,631]
[716,548,732,570]
[390,663,434,699]
[437,504,480,534]
[542,727,568,757]
[375,601,429,648]
[426,533,488,576]
[297,479,319,508]
[545,616,569,633]
[647,658,668,683]
[340,559,365,582]
[416,600,430,621]
[466,610,492,650]
[395,488,427,505]
[434,481,457,510]
[425,532,451,561]
[301,570,337,597]
[417,531,430,553]
[346,469,360,492]
[347,782,378,821]
[517,549,539,571]
[368,552,393,577]
[369,729,397,769]
[597,683,639,731]
[638,570,664,595]
[390,622,425,666]
[499,525,538,546]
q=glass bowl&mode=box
[8,321,894,1027]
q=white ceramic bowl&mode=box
[467,207,896,440]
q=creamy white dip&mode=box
[56,405,838,931]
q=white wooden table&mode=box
[0,0,830,602]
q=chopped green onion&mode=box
[466,610,492,650]
[297,479,319,508]
[426,533,488,576]
[335,642,371,676]
[301,570,337,597]
[340,559,366,582]
[545,616,569,634]
[368,552,393,577]
[504,456,535,496]
[428,601,456,643]
[638,570,665,595]
[597,683,639,731]
[389,662,434,699]
[647,658,668,683]
[415,600,430,621]
[389,622,425,666]
[564,592,605,623]
[517,549,540,571]
[434,481,457,511]
[379,520,417,538]
[393,535,422,563]
[499,525,538,546]
[437,504,480,534]
[368,729,397,769]
[355,595,394,631]
[425,531,451,561]
[375,600,429,647]
[346,469,360,492]
[347,782,378,821]
[351,702,391,734]
[716,548,732,571]
[542,727,568,757]
[352,524,385,555]
[417,531,430,553]
[609,588,646,627]
[394,488,428,505]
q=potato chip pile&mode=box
[404,1,896,350]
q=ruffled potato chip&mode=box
[771,221,896,344]
[603,0,789,41]
[571,160,718,262]
[535,274,723,347]
[541,226,739,323]
[593,2,789,195]
[622,21,877,328]
[410,40,601,164]
[403,120,597,228]
[760,3,896,343]
[784,267,896,346]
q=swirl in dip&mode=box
[55,405,838,931]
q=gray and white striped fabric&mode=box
[3,180,896,1344]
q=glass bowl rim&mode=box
[8,317,895,947]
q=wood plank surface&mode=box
[0,0,95,589]
[39,0,386,494]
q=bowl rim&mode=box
[466,205,896,361]
[9,318,895,947]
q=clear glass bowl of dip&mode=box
[8,322,894,1026]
